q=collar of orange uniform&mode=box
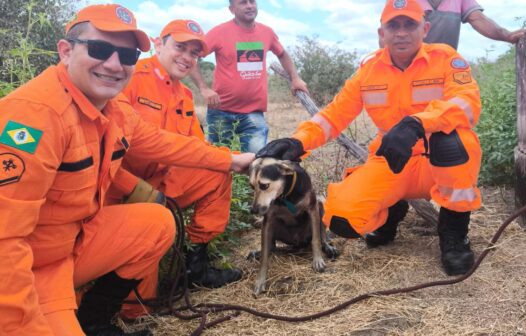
[149,55,186,96]
[379,44,430,68]
[56,62,108,123]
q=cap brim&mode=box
[381,11,423,24]
[90,19,151,52]
[170,33,208,57]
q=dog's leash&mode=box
[169,203,526,336]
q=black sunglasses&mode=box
[67,38,141,66]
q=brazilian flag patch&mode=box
[0,121,43,154]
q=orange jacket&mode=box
[123,56,204,140]
[0,63,231,334]
[293,43,481,156]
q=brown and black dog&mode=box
[248,157,339,295]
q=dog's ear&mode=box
[248,158,263,186]
[277,161,296,176]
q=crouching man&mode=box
[0,4,253,336]
[257,0,482,276]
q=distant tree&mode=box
[292,35,358,106]
[0,0,78,96]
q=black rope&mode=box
[167,204,526,335]
[126,197,186,307]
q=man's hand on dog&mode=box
[231,152,256,173]
[256,138,305,161]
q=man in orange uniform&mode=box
[119,20,241,290]
[0,4,253,336]
[257,0,481,276]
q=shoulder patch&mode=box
[453,71,472,85]
[0,121,43,154]
[451,58,469,69]
[0,153,25,186]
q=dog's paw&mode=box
[312,257,326,273]
[322,242,340,260]
[246,250,261,261]
[253,279,267,296]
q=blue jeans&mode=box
[206,108,269,153]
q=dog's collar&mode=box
[283,171,297,198]
[278,171,298,214]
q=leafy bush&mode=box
[474,48,517,185]
[204,128,255,265]
[292,35,358,106]
[0,0,76,97]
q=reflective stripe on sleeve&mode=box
[438,185,477,202]
[311,114,334,142]
[412,87,444,103]
[448,97,475,126]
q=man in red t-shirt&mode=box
[191,0,308,153]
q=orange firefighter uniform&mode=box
[293,43,482,236]
[0,63,232,335]
[119,55,233,244]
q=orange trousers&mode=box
[145,165,232,244]
[322,129,482,236]
[38,203,175,336]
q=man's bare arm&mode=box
[467,10,526,44]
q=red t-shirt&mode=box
[205,19,285,113]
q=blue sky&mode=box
[88,0,525,63]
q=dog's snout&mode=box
[251,204,268,215]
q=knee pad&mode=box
[429,130,469,167]
[329,216,361,239]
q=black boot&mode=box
[365,200,409,248]
[77,271,152,336]
[438,207,475,276]
[185,243,242,288]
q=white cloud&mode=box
[88,0,524,62]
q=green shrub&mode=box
[0,0,76,97]
[474,48,516,185]
[292,35,358,106]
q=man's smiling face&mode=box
[60,23,137,109]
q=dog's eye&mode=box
[259,183,270,190]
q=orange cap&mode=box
[65,4,150,52]
[160,20,208,56]
[381,0,424,24]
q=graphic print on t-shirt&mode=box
[236,41,263,80]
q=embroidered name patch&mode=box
[0,153,25,186]
[137,97,162,110]
[451,58,469,69]
[0,120,43,154]
[360,84,388,91]
[412,78,445,87]
[453,71,472,84]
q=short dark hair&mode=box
[65,22,89,40]
[162,35,170,45]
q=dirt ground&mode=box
[136,103,526,335]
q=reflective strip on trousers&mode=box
[438,185,477,202]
